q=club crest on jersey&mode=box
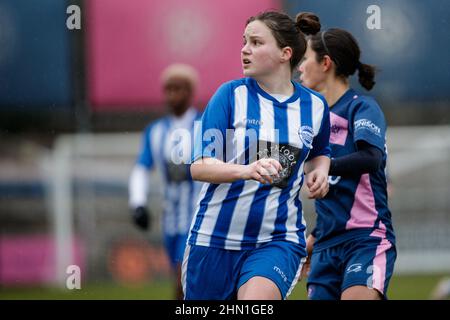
[299,126,314,149]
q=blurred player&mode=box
[296,13,397,300]
[128,63,202,300]
[183,11,331,300]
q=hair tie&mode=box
[321,31,331,56]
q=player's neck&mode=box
[255,68,294,97]
[321,78,350,108]
[172,105,191,118]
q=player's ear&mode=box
[322,55,333,72]
[280,46,293,63]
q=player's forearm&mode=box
[329,145,382,176]
[304,155,330,175]
[190,158,247,184]
[129,164,149,208]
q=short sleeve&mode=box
[307,100,331,161]
[192,82,233,162]
[351,99,386,152]
[136,124,154,169]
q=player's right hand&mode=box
[132,206,151,230]
[243,158,282,184]
[305,168,329,199]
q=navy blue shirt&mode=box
[314,89,395,251]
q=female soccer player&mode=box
[129,63,202,299]
[182,11,331,300]
[296,13,396,300]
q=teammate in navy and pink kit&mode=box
[297,13,396,300]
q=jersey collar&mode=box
[248,78,301,105]
[330,88,358,109]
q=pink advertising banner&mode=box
[0,235,85,285]
[86,0,280,111]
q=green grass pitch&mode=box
[0,274,447,300]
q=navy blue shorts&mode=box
[164,233,188,270]
[182,241,306,300]
[307,236,396,300]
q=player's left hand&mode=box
[132,206,151,230]
[305,169,329,199]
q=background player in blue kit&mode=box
[129,63,202,299]
[182,11,331,300]
[296,13,396,300]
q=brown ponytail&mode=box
[357,63,376,91]
[303,22,378,90]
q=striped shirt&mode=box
[130,107,203,236]
[188,78,330,250]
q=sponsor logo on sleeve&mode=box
[354,119,381,137]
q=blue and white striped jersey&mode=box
[188,78,331,250]
[130,107,203,236]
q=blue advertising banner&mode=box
[285,0,450,102]
[0,0,72,109]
